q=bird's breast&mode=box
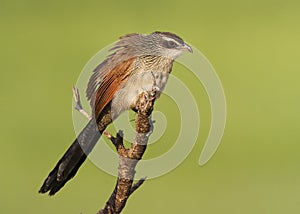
[110,70,169,119]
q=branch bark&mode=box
[98,89,156,214]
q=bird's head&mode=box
[147,31,193,59]
[114,32,193,60]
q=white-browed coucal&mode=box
[39,31,192,195]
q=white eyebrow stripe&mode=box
[162,36,181,45]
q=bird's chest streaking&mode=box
[110,56,173,119]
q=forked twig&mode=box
[72,86,91,120]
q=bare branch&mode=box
[98,89,157,214]
[129,178,146,195]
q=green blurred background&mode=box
[1,0,300,213]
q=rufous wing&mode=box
[92,58,135,119]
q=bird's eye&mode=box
[167,40,177,48]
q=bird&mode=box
[39,31,193,196]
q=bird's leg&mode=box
[72,86,92,120]
[150,71,163,99]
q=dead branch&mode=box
[98,89,156,214]
[72,86,155,214]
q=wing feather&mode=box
[92,58,135,119]
[86,33,142,119]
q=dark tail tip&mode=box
[39,120,101,195]
[39,139,88,196]
[39,172,61,196]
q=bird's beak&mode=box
[183,43,193,53]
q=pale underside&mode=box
[111,69,169,119]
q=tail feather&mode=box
[39,120,101,195]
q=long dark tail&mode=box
[39,119,101,196]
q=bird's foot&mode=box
[136,88,157,113]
